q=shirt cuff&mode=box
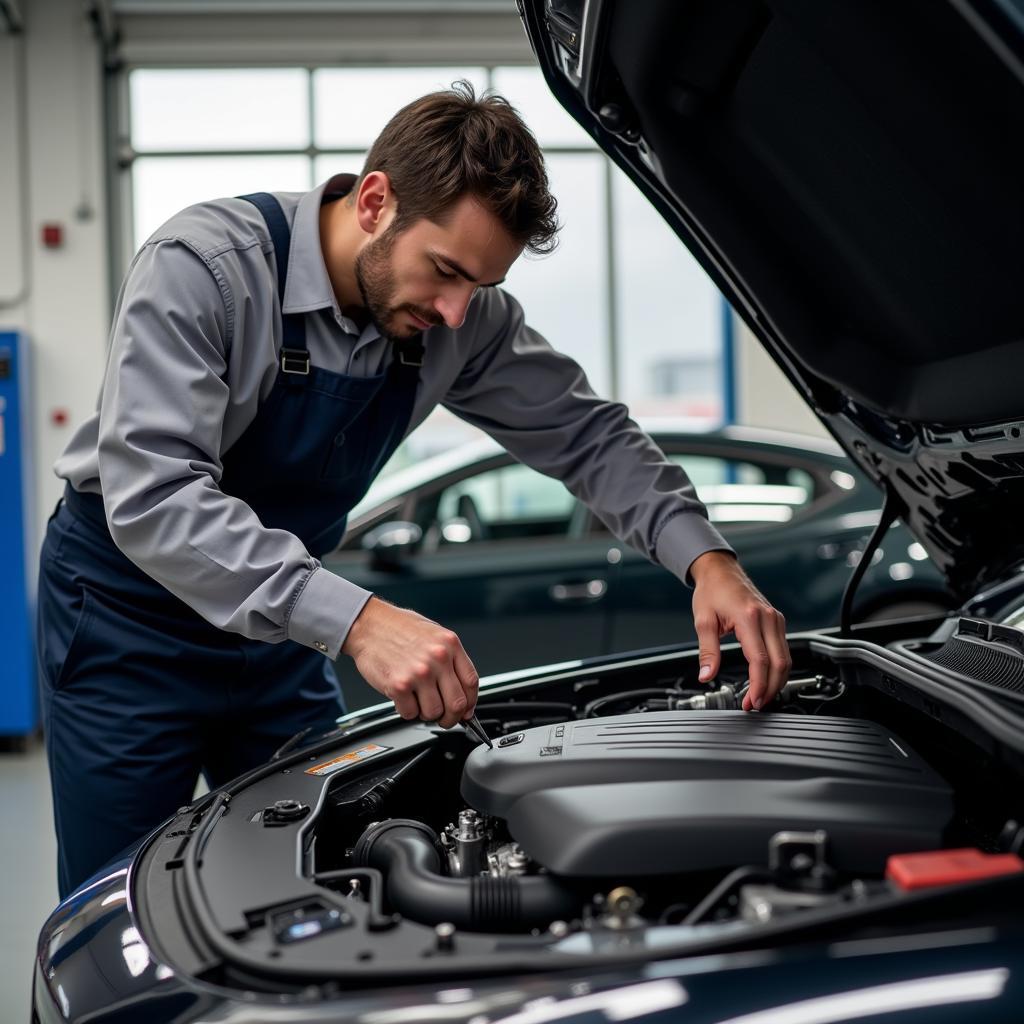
[654,512,735,588]
[286,566,373,659]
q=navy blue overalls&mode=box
[37,192,422,898]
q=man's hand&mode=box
[689,551,791,711]
[341,597,479,728]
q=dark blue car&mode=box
[33,1,1024,1021]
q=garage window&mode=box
[124,64,727,456]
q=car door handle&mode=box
[549,579,608,603]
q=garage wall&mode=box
[115,8,533,65]
[735,319,828,439]
[0,0,110,555]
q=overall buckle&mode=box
[280,348,310,375]
[397,340,424,368]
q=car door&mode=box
[604,445,840,655]
[328,458,620,679]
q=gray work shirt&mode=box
[56,174,733,660]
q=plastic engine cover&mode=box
[461,712,952,876]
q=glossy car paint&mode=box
[32,788,1024,1024]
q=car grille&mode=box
[924,635,1024,692]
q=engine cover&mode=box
[461,712,952,876]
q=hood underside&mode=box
[522,0,1024,597]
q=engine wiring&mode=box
[582,686,696,718]
[580,675,842,718]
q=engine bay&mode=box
[462,710,951,877]
[135,624,1024,991]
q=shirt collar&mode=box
[281,173,357,316]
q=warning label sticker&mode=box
[305,743,392,777]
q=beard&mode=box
[354,226,442,341]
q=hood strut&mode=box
[840,483,906,637]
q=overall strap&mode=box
[238,192,309,374]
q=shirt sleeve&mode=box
[96,238,370,657]
[442,287,735,584]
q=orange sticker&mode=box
[305,743,391,777]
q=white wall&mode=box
[735,317,827,437]
[0,0,110,551]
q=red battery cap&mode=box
[886,848,1024,891]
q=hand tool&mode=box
[462,712,493,749]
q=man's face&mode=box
[354,193,522,341]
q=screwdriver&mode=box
[461,712,494,749]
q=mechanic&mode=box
[37,83,791,897]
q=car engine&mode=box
[461,711,951,876]
[135,643,1024,989]
[347,690,959,937]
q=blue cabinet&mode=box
[0,331,37,736]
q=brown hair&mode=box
[358,80,559,256]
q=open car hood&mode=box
[518,0,1024,599]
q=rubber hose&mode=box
[352,819,579,932]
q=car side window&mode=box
[424,463,578,547]
[669,454,815,524]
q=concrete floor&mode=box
[2,739,58,1022]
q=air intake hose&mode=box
[352,819,579,932]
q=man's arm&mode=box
[443,287,791,707]
[97,238,477,728]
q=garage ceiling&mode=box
[97,0,532,66]
[110,1,512,11]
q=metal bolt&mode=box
[790,853,814,873]
[507,849,529,871]
[609,886,638,915]
[457,809,481,840]
[435,922,456,951]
